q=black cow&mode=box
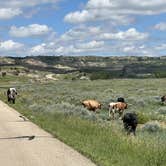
[161,95,166,104]
[7,88,17,104]
[122,112,138,136]
[117,97,125,103]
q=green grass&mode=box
[0,76,166,166]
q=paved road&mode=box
[0,100,96,166]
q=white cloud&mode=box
[30,43,47,54]
[30,43,79,55]
[123,46,135,53]
[64,9,132,24]
[99,28,148,40]
[0,0,60,19]
[154,22,166,31]
[29,40,105,56]
[0,8,22,19]
[87,0,166,14]
[0,0,59,9]
[55,45,81,54]
[64,10,95,23]
[155,44,166,50]
[0,40,24,51]
[30,42,57,55]
[9,24,52,37]
[60,26,148,43]
[76,40,104,49]
[60,25,102,41]
[65,0,166,24]
[116,42,156,56]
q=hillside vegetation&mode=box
[1,56,166,79]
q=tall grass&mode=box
[0,77,166,166]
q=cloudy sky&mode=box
[0,0,165,57]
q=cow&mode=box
[108,102,127,120]
[161,95,166,104]
[122,112,138,136]
[82,100,101,112]
[117,97,125,103]
[7,88,17,104]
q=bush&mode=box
[142,122,161,133]
[136,99,146,107]
[53,102,91,117]
[29,103,45,112]
[137,112,150,124]
[157,107,166,115]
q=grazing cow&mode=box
[117,97,125,103]
[7,88,17,104]
[161,95,166,104]
[108,102,127,119]
[82,100,101,112]
[122,112,138,136]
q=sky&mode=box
[0,0,165,57]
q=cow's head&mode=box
[81,102,85,107]
[12,89,17,96]
[161,96,166,102]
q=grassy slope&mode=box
[0,76,166,166]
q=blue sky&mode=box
[0,0,165,57]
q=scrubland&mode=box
[0,76,166,166]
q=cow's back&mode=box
[82,100,101,110]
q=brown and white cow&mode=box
[82,100,101,112]
[108,102,127,119]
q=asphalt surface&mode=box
[0,100,96,166]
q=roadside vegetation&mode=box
[0,75,166,166]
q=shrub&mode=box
[137,112,150,124]
[29,103,45,112]
[157,107,166,115]
[142,122,161,133]
[136,99,146,107]
[53,102,91,117]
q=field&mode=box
[0,76,166,166]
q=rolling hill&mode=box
[1,56,166,79]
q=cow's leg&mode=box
[124,123,129,134]
[124,123,131,135]
[109,107,114,120]
[92,108,96,112]
[118,110,124,119]
[108,107,111,118]
[13,99,15,104]
[112,109,115,120]
[132,125,137,136]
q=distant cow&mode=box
[117,97,125,103]
[82,100,101,112]
[7,88,17,104]
[108,102,127,119]
[122,112,138,136]
[161,95,166,104]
